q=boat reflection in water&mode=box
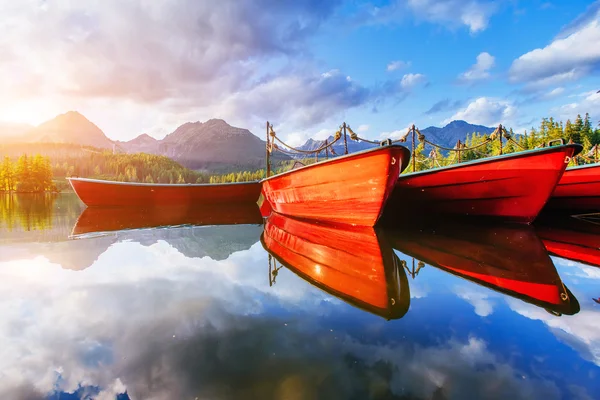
[66,203,264,269]
[535,213,600,268]
[261,212,410,320]
[387,219,580,316]
[71,203,264,238]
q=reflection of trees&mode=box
[0,194,57,232]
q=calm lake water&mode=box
[1,193,599,400]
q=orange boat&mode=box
[535,214,600,268]
[387,220,579,315]
[68,177,261,207]
[261,212,410,320]
[545,163,600,213]
[71,202,263,237]
[260,145,410,226]
[386,144,582,224]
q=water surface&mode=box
[0,194,599,400]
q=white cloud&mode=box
[458,52,495,82]
[379,122,414,141]
[552,90,600,121]
[405,0,498,33]
[357,124,370,132]
[444,97,516,126]
[546,87,565,99]
[509,12,600,87]
[386,60,410,71]
[508,299,600,367]
[456,288,494,317]
[400,73,427,90]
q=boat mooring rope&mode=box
[265,119,599,177]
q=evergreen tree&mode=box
[565,120,573,143]
[582,113,594,144]
[572,114,583,143]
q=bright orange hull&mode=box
[546,163,600,213]
[261,212,410,319]
[387,221,579,315]
[68,177,261,207]
[387,145,582,224]
[71,203,263,237]
[260,145,410,226]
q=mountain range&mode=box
[1,111,499,170]
[2,112,287,171]
[297,120,497,155]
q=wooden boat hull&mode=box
[387,220,579,315]
[68,177,261,207]
[260,145,410,226]
[535,214,600,268]
[261,212,410,320]
[71,203,263,237]
[387,144,582,224]
[545,163,600,213]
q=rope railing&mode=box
[265,121,356,177]
[265,119,599,178]
[268,125,342,155]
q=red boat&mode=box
[261,212,410,320]
[71,203,263,237]
[68,177,261,207]
[387,220,580,315]
[545,163,600,213]
[535,214,600,268]
[386,144,582,224]
[260,145,410,226]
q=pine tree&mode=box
[572,114,583,143]
[582,113,594,145]
[565,120,573,143]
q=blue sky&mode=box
[0,0,598,144]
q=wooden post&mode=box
[325,139,329,159]
[343,122,349,155]
[498,124,503,156]
[457,140,462,163]
[266,121,271,177]
[595,144,598,162]
[411,124,416,172]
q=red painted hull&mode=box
[260,145,410,226]
[387,145,582,224]
[261,212,410,319]
[545,163,600,213]
[68,177,261,207]
[535,214,600,268]
[387,221,579,315]
[71,203,263,237]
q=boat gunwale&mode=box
[260,144,410,183]
[397,143,583,181]
[67,177,260,188]
[564,162,600,172]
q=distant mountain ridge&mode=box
[120,118,289,171]
[26,111,115,149]
[1,112,287,172]
[297,120,496,155]
[419,120,496,149]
